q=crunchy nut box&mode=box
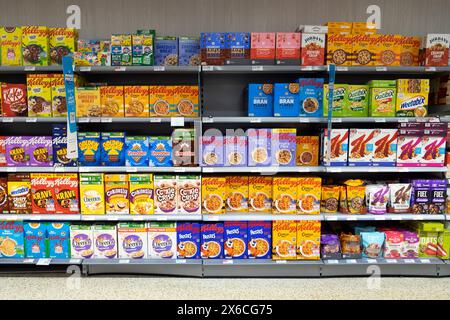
[326,33,353,66]
[352,34,377,66]
[377,34,401,66]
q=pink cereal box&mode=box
[275,32,301,63]
[348,129,375,166]
[250,33,276,61]
[371,129,398,167]
[397,132,422,167]
[420,131,446,167]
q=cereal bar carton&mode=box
[75,87,101,118]
[79,173,105,215]
[22,26,49,66]
[7,173,32,214]
[100,86,125,117]
[53,173,79,214]
[78,132,101,166]
[272,177,298,214]
[31,173,56,214]
[423,34,450,67]
[224,135,247,167]
[297,177,322,215]
[149,85,171,117]
[348,129,375,166]
[52,124,77,167]
[250,32,276,61]
[24,222,48,258]
[118,222,147,259]
[224,221,248,259]
[49,28,77,65]
[177,175,201,215]
[147,222,177,259]
[346,85,369,117]
[201,134,224,167]
[149,136,173,167]
[296,221,321,260]
[248,221,272,259]
[177,222,201,259]
[173,85,199,117]
[70,224,94,259]
[248,176,272,213]
[271,128,296,166]
[201,176,226,214]
[272,220,297,260]
[323,84,347,117]
[29,136,53,167]
[225,176,249,213]
[226,32,250,61]
[296,136,319,166]
[47,223,70,259]
[132,34,154,66]
[274,83,300,117]
[27,74,52,117]
[179,36,200,66]
[124,86,149,117]
[200,32,227,65]
[129,174,154,215]
[51,74,67,117]
[154,175,177,214]
[201,223,224,259]
[125,136,149,167]
[0,222,24,258]
[275,32,301,63]
[105,174,129,215]
[298,78,324,117]
[301,33,325,66]
[1,83,27,117]
[371,129,398,167]
[93,224,118,259]
[247,84,274,117]
[154,36,178,66]
[5,136,31,166]
[0,177,9,213]
[0,27,22,66]
[101,132,126,166]
[247,129,271,166]
[322,128,349,166]
[326,33,353,66]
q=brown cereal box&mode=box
[49,28,77,65]
[248,176,272,213]
[75,87,101,117]
[31,173,56,214]
[7,173,32,214]
[51,74,67,117]
[154,175,177,214]
[105,174,129,215]
[22,26,49,66]
[225,176,249,213]
[27,74,52,117]
[326,33,353,66]
[297,177,322,215]
[296,220,321,260]
[0,136,6,167]
[272,220,297,260]
[398,36,421,66]
[124,86,149,117]
[177,175,201,215]
[149,85,171,117]
[272,177,297,214]
[172,85,199,117]
[100,86,125,117]
[0,177,8,213]
[301,33,325,66]
[296,136,319,166]
[0,27,22,66]
[201,176,226,214]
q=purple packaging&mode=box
[224,135,247,166]
[248,128,271,166]
[154,36,178,66]
[402,231,419,258]
[178,37,200,66]
[320,233,341,259]
[271,128,296,166]
[201,135,224,166]
[28,136,53,166]
[177,222,200,259]
[430,179,446,214]
[52,124,77,167]
[411,179,431,214]
[5,136,31,167]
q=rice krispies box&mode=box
[29,136,53,166]
[248,129,271,166]
[177,222,201,259]
[226,32,250,61]
[250,33,276,61]
[31,173,56,214]
[149,136,172,167]
[271,128,296,166]
[274,83,300,117]
[201,135,224,167]
[5,136,30,166]
[53,173,79,214]
[78,132,101,166]
[0,222,24,258]
[224,135,247,167]
[247,221,272,259]
[24,222,47,258]
[1,83,27,117]
[348,129,375,166]
[52,124,77,167]
[101,132,125,166]
[322,129,349,166]
[371,129,398,167]
[297,78,324,117]
[47,223,70,259]
[27,74,52,117]
[201,223,224,259]
[224,221,248,259]
[275,32,301,63]
[125,136,149,167]
[247,84,274,117]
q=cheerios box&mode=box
[0,222,24,258]
[155,36,178,66]
[147,222,177,259]
[201,135,224,167]
[78,132,101,166]
[125,136,149,167]
[272,177,298,214]
[271,128,296,166]
[224,135,247,167]
[272,220,297,260]
[24,222,48,258]
[177,222,201,259]
[248,221,272,259]
[27,74,52,117]
[22,26,49,66]
[274,83,300,117]
[247,128,271,167]
[201,223,224,259]
[93,224,118,259]
[79,173,105,215]
[224,221,248,259]
[118,222,148,259]
[201,176,226,214]
[129,174,154,215]
[101,132,125,166]
[247,84,274,117]
[70,224,94,259]
[225,176,249,213]
[149,136,173,167]
[248,176,272,213]
[0,27,22,66]
[297,78,323,117]
[47,223,70,259]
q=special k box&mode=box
[397,133,422,167]
[53,173,79,214]
[275,32,301,63]
[421,134,446,167]
[250,33,276,61]
[272,220,297,260]
[31,173,56,214]
[322,129,349,166]
[371,129,398,167]
[348,129,375,166]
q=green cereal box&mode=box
[132,34,154,66]
[323,84,348,117]
[367,80,397,88]
[111,34,132,66]
[49,28,77,65]
[346,85,368,117]
[22,26,49,66]
[0,27,22,66]
[369,87,396,117]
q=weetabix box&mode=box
[22,26,49,66]
[224,135,247,167]
[51,74,67,117]
[273,83,300,117]
[100,86,125,117]
[52,124,77,167]
[1,83,28,117]
[247,84,274,117]
[132,34,154,66]
[172,85,199,117]
[154,36,178,66]
[124,86,149,117]
[247,128,271,167]
[178,36,200,66]
[250,33,276,62]
[275,32,301,63]
[49,28,77,65]
[0,27,22,66]
[27,74,52,117]
[31,173,56,214]
[53,173,79,214]
[200,32,227,65]
[301,33,325,66]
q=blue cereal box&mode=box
[201,223,224,259]
[52,124,77,167]
[125,136,149,167]
[47,222,70,259]
[101,132,126,166]
[297,78,324,117]
[178,36,200,66]
[224,221,248,259]
[247,221,272,259]
[77,132,101,166]
[201,135,224,167]
[155,36,178,66]
[24,222,47,258]
[200,32,227,65]
[0,221,24,258]
[274,83,300,117]
[177,222,200,259]
[248,84,274,117]
[248,128,271,166]
[149,136,173,167]
[226,32,251,59]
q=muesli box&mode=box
[247,221,271,259]
[101,132,126,166]
[30,173,55,214]
[250,33,276,61]
[5,136,30,166]
[29,136,53,167]
[274,83,300,117]
[27,74,52,117]
[224,135,247,167]
[78,132,101,166]
[0,27,22,66]
[297,221,321,260]
[301,33,325,66]
[124,86,149,117]
[47,223,70,259]
[178,36,200,66]
[248,176,272,213]
[147,222,177,259]
[201,135,223,167]
[298,78,323,117]
[154,36,178,66]
[200,32,227,65]
[0,222,24,258]
[0,177,8,213]
[371,129,398,166]
[51,74,67,117]
[226,32,250,61]
[117,222,148,259]
[93,224,118,259]
[201,176,226,214]
[247,129,271,166]
[172,85,199,117]
[177,175,201,215]
[247,83,274,117]
[322,129,349,166]
[1,83,27,117]
[225,176,249,213]
[24,222,47,258]
[104,174,129,215]
[125,136,149,167]
[52,124,77,167]
[348,129,375,166]
[272,220,297,260]
[22,26,49,66]
[272,177,297,214]
[53,173,79,214]
[271,128,296,166]
[49,28,77,65]
[129,174,154,215]
[423,34,450,67]
[70,224,94,259]
[149,136,172,167]
[79,173,105,215]
[153,175,177,214]
[201,223,224,259]
[100,86,125,117]
[224,221,248,259]
[177,222,201,259]
[275,32,301,63]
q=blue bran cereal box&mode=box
[248,128,271,167]
[177,222,200,259]
[178,36,200,66]
[201,135,224,167]
[101,132,126,166]
[155,36,178,66]
[271,128,297,166]
[248,84,274,117]
[226,32,251,60]
[224,221,248,259]
[47,222,70,259]
[24,222,47,258]
[78,132,101,166]
[0,221,24,258]
[201,223,224,259]
[224,135,247,166]
[200,32,227,65]
[297,78,324,117]
[274,83,300,117]
[247,221,272,259]
[149,136,173,167]
[52,124,77,167]
[125,136,149,167]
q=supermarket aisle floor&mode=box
[0,274,449,299]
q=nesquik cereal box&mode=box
[224,135,247,167]
[5,136,30,166]
[248,176,272,213]
[118,222,148,259]
[24,222,47,258]
[101,132,126,166]
[177,175,201,215]
[224,221,248,259]
[248,221,272,259]
[149,85,171,117]
[7,173,32,214]
[201,176,226,214]
[124,86,149,117]
[22,26,49,66]
[79,173,105,215]
[129,174,154,215]
[1,83,27,117]
[47,223,70,259]
[272,177,298,214]
[29,136,53,166]
[201,223,224,259]
[0,27,22,66]
[54,173,79,214]
[296,220,321,260]
[70,224,94,259]
[250,33,276,61]
[105,174,129,215]
[100,86,125,117]
[51,74,67,117]
[275,32,301,63]
[30,173,56,214]
[173,85,199,117]
[272,220,297,260]
[75,87,101,118]
[225,176,249,213]
[154,175,177,214]
[27,74,52,117]
[177,222,201,259]
[297,177,322,215]
[147,222,177,259]
[93,224,118,259]
[49,27,77,65]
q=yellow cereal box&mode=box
[27,74,52,117]
[296,136,319,166]
[297,220,321,260]
[22,26,49,66]
[51,74,67,117]
[352,34,377,66]
[326,33,353,66]
[49,27,77,65]
[79,173,105,215]
[201,176,226,214]
[272,177,297,214]
[76,87,101,117]
[129,174,154,215]
[124,86,149,117]
[173,85,199,117]
[0,27,22,66]
[297,177,322,215]
[105,174,129,215]
[100,86,125,117]
[225,176,249,213]
[398,36,421,66]
[377,34,401,66]
[272,220,297,260]
[248,176,272,213]
[327,22,353,30]
[149,85,172,117]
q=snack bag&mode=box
[361,232,385,258]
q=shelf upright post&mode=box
[325,64,336,167]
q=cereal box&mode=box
[149,85,171,117]
[24,222,47,258]
[297,221,321,260]
[129,174,154,215]
[250,33,276,61]
[111,34,132,66]
[100,86,124,117]
[226,32,250,61]
[248,176,272,213]
[0,222,24,258]
[78,132,101,166]
[0,137,5,167]
[179,36,200,66]
[397,134,422,167]
[298,78,324,117]
[271,128,296,166]
[296,136,319,166]
[421,134,446,167]
[399,36,421,66]
[272,177,298,214]
[155,36,178,66]
[326,33,353,66]
[224,221,248,259]
[49,28,77,65]
[200,32,227,65]
[348,129,375,166]
[53,173,79,214]
[247,129,271,166]
[124,86,149,117]
[47,223,70,259]
[396,92,429,117]
[132,34,154,66]
[147,222,177,259]
[352,34,377,66]
[149,136,173,167]
[201,223,224,259]
[51,74,67,117]
[371,129,398,166]
[27,74,52,117]
[172,128,196,167]
[31,173,56,214]
[423,34,450,67]
[225,176,248,213]
[22,26,49,66]
[275,32,301,62]
[224,135,247,166]
[323,84,347,117]
[177,222,201,259]
[297,177,322,215]
[0,27,22,66]
[346,85,369,117]
[70,224,94,259]
[52,124,77,167]
[105,174,129,215]
[5,136,30,166]
[79,173,105,215]
[1,83,27,117]
[322,128,349,166]
[154,175,177,214]
[201,135,223,167]
[75,87,101,118]
[118,222,147,259]
[93,224,118,259]
[202,176,226,214]
[368,82,396,117]
[377,34,400,66]
[274,83,300,117]
[247,83,274,117]
[7,173,32,214]
[29,136,53,167]
[248,221,272,259]
[125,136,149,167]
[101,132,125,166]
[0,177,8,213]
[272,221,297,260]
[172,85,199,117]
[177,175,201,215]
[301,33,325,66]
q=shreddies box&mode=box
[348,129,376,166]
[248,176,272,213]
[0,27,22,66]
[27,74,52,117]
[125,136,149,167]
[201,223,224,259]
[202,176,226,214]
[124,86,149,117]
[132,34,154,66]
[271,128,296,166]
[248,221,272,259]
[31,173,56,214]
[147,222,177,259]
[274,83,300,117]
[297,221,321,260]
[79,173,105,215]
[154,36,178,66]
[149,85,171,117]
[1,83,27,117]
[129,174,154,215]
[154,175,177,214]
[297,177,322,215]
[177,222,200,259]
[301,33,325,66]
[93,224,118,259]
[177,175,201,215]
[248,84,274,117]
[275,32,301,61]
[173,85,199,117]
[105,174,129,215]
[51,74,67,117]
[100,86,125,117]
[224,221,248,259]
[178,36,200,66]
[224,135,247,166]
[53,173,79,214]
[322,129,349,166]
[75,87,101,117]
[70,224,94,259]
[371,129,398,167]
[250,33,276,60]
[22,26,49,66]
[24,222,47,258]
[101,132,126,166]
[225,176,249,213]
[47,223,70,259]
[272,220,297,260]
[49,28,77,65]
[118,222,148,259]
[0,222,24,258]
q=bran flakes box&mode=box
[372,129,398,167]
[178,36,201,66]
[296,220,321,260]
[201,134,224,167]
[1,83,27,117]
[248,221,272,259]
[224,135,247,167]
[149,85,171,117]
[348,129,375,166]
[298,78,324,117]
[274,83,300,117]
[7,173,32,214]
[247,128,271,167]
[47,223,70,259]
[272,220,297,260]
[276,32,301,62]
[93,224,118,259]
[224,221,248,259]
[5,136,30,166]
[247,83,274,117]
[100,86,125,117]
[272,177,298,214]
[79,173,105,215]
[301,33,325,66]
[70,224,94,259]
[31,173,56,214]
[0,222,24,258]
[29,136,53,166]
[101,132,126,166]
[201,223,224,259]
[271,128,296,166]
[49,27,77,65]
[124,86,149,117]
[149,136,173,167]
[248,176,272,213]
[53,173,79,214]
[250,32,276,60]
[155,36,178,66]
[52,124,77,167]
[172,85,199,117]
[0,177,8,213]
[78,132,101,166]
[154,175,177,214]
[0,137,6,167]
[147,222,177,259]
[125,136,149,167]
[24,222,47,258]
[129,174,154,215]
[27,74,52,117]
[202,176,226,214]
[225,176,249,213]
[51,74,67,117]
[0,27,22,66]
[118,222,148,259]
[105,174,129,215]
[177,222,201,259]
[177,175,201,215]
[22,26,49,66]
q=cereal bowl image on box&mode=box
[70,224,94,259]
[93,225,118,259]
[118,222,148,259]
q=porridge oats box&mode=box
[1,83,27,117]
[24,222,47,258]
[248,176,272,214]
[226,32,251,61]
[275,32,301,62]
[125,136,149,167]
[248,221,272,259]
[0,27,22,66]
[247,83,274,117]
[93,224,118,259]
[201,223,224,259]
[274,83,300,117]
[322,128,349,166]
[27,74,52,117]
[105,174,129,215]
[52,124,77,167]
[124,86,149,117]
[5,136,31,166]
[53,173,79,214]
[348,129,375,166]
[272,220,297,260]
[79,173,105,215]
[201,135,224,167]
[70,224,94,259]
[47,223,70,259]
[423,34,450,67]
[129,174,154,215]
[178,36,200,66]
[101,132,126,167]
[200,32,228,65]
[201,176,226,214]
[172,85,199,117]
[224,135,247,167]
[118,222,148,259]
[271,128,296,166]
[225,176,249,213]
[75,87,101,118]
[0,222,24,258]
[297,78,324,117]
[149,136,172,167]
[100,86,125,117]
[272,177,298,214]
[177,222,201,259]
[149,85,172,117]
[247,129,271,166]
[154,36,178,66]
[147,222,177,259]
[7,173,32,214]
[177,175,201,215]
[224,221,248,259]
[30,173,56,214]
[296,136,319,166]
[49,27,77,65]
[250,32,276,61]
[301,33,325,66]
[21,26,49,66]
[154,175,177,215]
[371,129,398,167]
[29,136,53,167]
[78,132,101,166]
[51,74,67,117]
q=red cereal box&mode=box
[275,32,301,62]
[0,136,6,167]
[301,33,325,66]
[31,173,56,214]
[250,33,276,60]
[54,173,79,214]
[1,83,27,117]
[423,34,450,67]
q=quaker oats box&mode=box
[0,177,9,213]
[225,32,250,62]
[24,222,47,258]
[297,78,324,117]
[0,137,6,167]
[5,136,30,166]
[224,135,247,167]
[70,224,94,259]
[93,224,118,259]
[177,222,201,259]
[52,124,77,167]
[0,27,22,66]
[224,221,248,259]
[275,32,301,64]
[118,222,148,259]
[0,222,24,258]
[53,173,79,214]
[247,128,271,166]
[149,136,173,167]
[201,135,224,167]
[371,129,398,167]
[31,173,56,214]
[78,132,101,166]
[250,32,276,62]
[125,136,149,167]
[348,129,375,166]
[200,32,227,65]
[155,36,179,66]
[27,74,52,117]
[271,128,296,166]
[274,83,300,117]
[147,222,177,259]
[178,36,200,66]
[21,26,49,66]
[177,175,201,215]
[51,74,67,117]
[28,136,53,167]
[301,33,326,66]
[1,83,28,117]
[7,173,32,214]
[47,223,70,259]
[247,84,274,117]
[49,27,77,65]
[101,132,126,167]
[201,223,224,259]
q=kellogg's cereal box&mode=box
[421,133,446,167]
[173,85,199,117]
[0,27,22,66]
[27,74,52,117]
[51,74,67,117]
[177,175,201,215]
[125,136,149,167]
[147,222,177,259]
[101,132,125,166]
[301,33,325,66]
[226,32,250,61]
[155,36,178,66]
[52,124,77,167]
[322,128,349,166]
[224,135,247,167]
[224,221,248,259]
[132,33,154,66]
[248,176,272,213]
[7,173,31,214]
[247,128,271,167]
[247,221,272,259]
[124,86,149,117]
[202,176,226,214]
[49,27,77,65]
[297,177,322,215]
[177,222,201,259]
[47,222,70,259]
[24,222,47,258]
[271,128,296,166]
[1,83,27,117]
[275,32,301,63]
[225,176,248,213]
[172,128,197,167]
[100,86,125,117]
[296,136,319,166]
[274,83,300,117]
[247,83,274,117]
[5,136,30,166]
[105,174,129,215]
[0,222,24,258]
[31,173,55,214]
[149,136,173,167]
[201,223,224,259]
[93,224,118,259]
[201,135,224,167]
[250,32,276,61]
[423,34,450,67]
[75,87,101,117]
[272,221,297,260]
[296,220,321,260]
[78,132,101,166]
[29,136,53,166]
[372,129,398,167]
[22,26,49,66]
[179,36,200,66]
[326,33,353,66]
[352,34,377,66]
[154,175,177,214]
[54,173,79,214]
[200,32,227,65]
[129,174,154,215]
[0,177,8,213]
[399,36,421,66]
[272,177,297,214]
[70,224,94,259]
[377,34,401,66]
[79,173,105,215]
[348,129,376,166]
[149,85,171,117]
[298,78,324,117]
[118,222,147,259]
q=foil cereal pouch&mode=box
[129,174,154,215]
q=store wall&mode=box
[1,0,450,38]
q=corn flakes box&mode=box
[248,221,272,259]
[149,85,171,117]
[0,222,24,258]
[274,83,300,117]
[53,173,79,214]
[7,173,32,214]
[202,176,226,214]
[47,222,70,259]
[100,86,124,117]
[93,224,118,259]
[78,132,101,166]
[125,136,149,167]
[70,224,94,259]
[105,174,129,215]
[124,86,149,117]
[272,221,297,260]
[149,136,173,167]
[297,221,321,260]
[346,85,369,117]
[225,176,249,213]
[147,222,177,259]
[27,74,52,117]
[31,173,56,214]
[323,84,347,117]
[79,173,105,215]
[24,222,47,258]
[22,26,49,66]
[0,27,22,66]
[247,128,271,167]
[177,222,201,259]
[75,87,101,118]
[272,177,297,214]
[154,175,177,214]
[101,132,125,166]
[118,222,147,259]
[247,83,274,117]
[296,136,319,166]
[51,74,67,117]
[177,175,201,215]
[224,221,248,259]
[129,174,154,215]
[248,176,272,213]
[271,128,296,166]
[297,177,322,215]
[201,223,224,259]
[49,28,77,65]
[173,85,199,117]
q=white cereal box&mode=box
[117,222,148,259]
[322,129,349,166]
[177,175,201,214]
[154,175,177,214]
[93,224,118,259]
[348,129,375,166]
[146,222,177,259]
[70,224,94,259]
[371,129,398,167]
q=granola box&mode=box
[31,173,55,214]
[125,136,149,167]
[118,222,147,259]
[201,223,224,259]
[24,222,47,258]
[172,128,196,167]
[52,124,77,167]
[250,33,276,61]
[225,176,249,213]
[275,32,301,62]
[173,85,199,117]
[132,34,154,66]
[274,83,300,117]
[271,128,296,166]
[399,36,421,66]
[147,222,177,259]
[49,27,77,65]
[93,224,118,259]
[201,135,224,167]
[0,177,8,213]
[177,222,201,259]
[100,86,125,117]
[272,177,298,214]
[105,174,129,215]
[326,33,353,66]
[0,27,22,66]
[226,32,250,61]
[111,34,132,66]
[53,173,79,214]
[177,175,201,215]
[201,176,226,214]
[149,85,171,117]
[149,136,172,167]
[154,36,178,66]
[200,32,227,65]
[224,221,248,259]
[248,221,272,259]
[296,136,319,166]
[323,84,347,117]
[322,128,349,166]
[0,222,24,258]
[22,26,49,66]
[7,173,32,214]
[248,128,271,166]
[248,176,272,213]
[372,129,398,166]
[298,78,324,117]
[129,174,154,215]
[346,85,369,117]
[75,87,101,118]
[51,74,67,117]
[178,36,200,66]
[297,221,321,260]
[124,86,149,117]
[78,132,101,166]
[348,129,375,166]
[79,173,105,215]
[297,177,321,215]
[70,224,94,259]
[1,83,27,117]
[301,33,325,66]
[247,83,274,117]
[29,136,53,167]
[5,136,30,166]
[224,135,247,167]
[423,34,450,67]
[272,220,297,260]
[154,175,177,214]
[47,223,70,259]
[101,132,125,166]
[27,74,52,117]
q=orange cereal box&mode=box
[124,86,149,117]
[296,220,321,260]
[398,36,421,66]
[173,85,199,117]
[272,220,297,260]
[296,136,319,166]
[75,87,101,117]
[248,176,272,213]
[27,74,52,117]
[100,86,125,117]
[149,85,172,117]
[297,177,322,215]
[326,33,353,66]
[225,176,249,213]
[201,176,226,214]
[352,34,377,66]
[377,34,400,66]
[272,177,297,214]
